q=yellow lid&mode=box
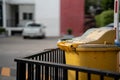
[57,27,117,51]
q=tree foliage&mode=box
[101,0,114,11]
[95,10,114,27]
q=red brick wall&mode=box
[60,0,85,36]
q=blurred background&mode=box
[0,0,115,37]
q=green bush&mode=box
[95,10,115,27]
[95,14,101,27]
[67,28,72,35]
[0,28,6,34]
[101,0,114,10]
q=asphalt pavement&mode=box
[0,36,59,68]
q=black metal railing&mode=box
[24,48,65,64]
[14,48,120,80]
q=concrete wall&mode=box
[35,0,60,37]
[19,4,34,26]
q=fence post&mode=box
[16,62,26,80]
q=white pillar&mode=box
[2,0,6,28]
[114,0,120,46]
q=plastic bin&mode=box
[57,27,120,80]
[65,44,120,80]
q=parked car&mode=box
[105,23,120,28]
[22,22,46,39]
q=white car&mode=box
[105,23,120,28]
[22,22,46,39]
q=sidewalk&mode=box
[0,34,7,38]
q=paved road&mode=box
[0,36,59,68]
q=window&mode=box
[23,13,33,20]
[29,13,33,20]
[23,13,27,20]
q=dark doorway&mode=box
[0,2,3,27]
[14,5,19,27]
[15,12,18,26]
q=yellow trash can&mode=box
[65,44,120,80]
[57,27,120,80]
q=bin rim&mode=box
[76,44,120,52]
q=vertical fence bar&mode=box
[52,50,55,80]
[60,68,63,80]
[16,62,26,80]
[55,67,58,80]
[28,63,34,80]
[41,54,44,80]
[59,49,62,63]
[100,75,104,80]
[76,71,78,80]
[54,50,55,62]
[115,77,119,80]
[49,67,52,80]
[63,68,68,80]
[61,50,64,63]
[45,66,49,80]
[56,49,58,63]
[51,66,55,80]
[53,50,55,63]
[35,64,40,80]
[87,73,91,80]
[50,50,54,80]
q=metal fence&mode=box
[14,48,120,80]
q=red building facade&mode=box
[60,0,85,36]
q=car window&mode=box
[28,23,41,27]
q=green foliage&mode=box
[101,0,114,11]
[67,28,72,35]
[0,28,6,34]
[95,15,101,27]
[95,10,114,27]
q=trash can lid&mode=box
[57,27,116,51]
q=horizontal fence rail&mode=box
[14,48,120,80]
[24,48,66,64]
